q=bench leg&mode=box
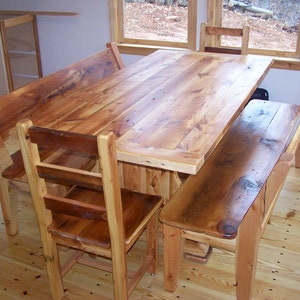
[235,190,264,300]
[0,178,19,236]
[162,224,184,292]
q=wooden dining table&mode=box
[19,49,273,199]
[2,48,274,260]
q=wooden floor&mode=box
[1,167,299,300]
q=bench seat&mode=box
[159,100,300,300]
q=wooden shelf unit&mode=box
[0,14,42,95]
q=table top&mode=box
[25,50,274,174]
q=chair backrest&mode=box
[199,23,250,55]
[16,119,125,246]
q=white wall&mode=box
[0,0,299,104]
[261,69,300,104]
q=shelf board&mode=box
[0,10,77,16]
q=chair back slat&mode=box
[29,126,99,155]
[204,46,242,55]
[206,26,243,37]
[37,163,103,191]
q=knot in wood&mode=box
[216,219,238,238]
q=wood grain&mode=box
[1,51,274,174]
[160,100,299,238]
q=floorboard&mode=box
[0,167,299,299]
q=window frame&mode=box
[109,0,300,69]
[207,0,300,59]
[109,0,197,55]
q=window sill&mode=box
[272,57,300,71]
[118,43,189,56]
[118,43,300,71]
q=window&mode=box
[207,0,300,58]
[109,0,197,53]
[110,0,300,62]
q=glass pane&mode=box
[222,0,300,52]
[123,0,189,42]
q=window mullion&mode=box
[188,0,197,50]
[109,0,119,41]
[296,22,300,58]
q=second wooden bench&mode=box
[159,99,300,300]
[0,42,124,236]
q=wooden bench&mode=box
[0,42,124,236]
[159,100,300,300]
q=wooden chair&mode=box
[199,23,250,55]
[17,119,163,300]
[199,23,269,102]
[0,42,124,236]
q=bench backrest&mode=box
[0,42,124,141]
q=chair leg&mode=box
[111,245,128,299]
[162,224,184,292]
[146,213,159,275]
[0,178,19,236]
[42,234,65,299]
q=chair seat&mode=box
[48,187,162,248]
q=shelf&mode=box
[0,14,42,94]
